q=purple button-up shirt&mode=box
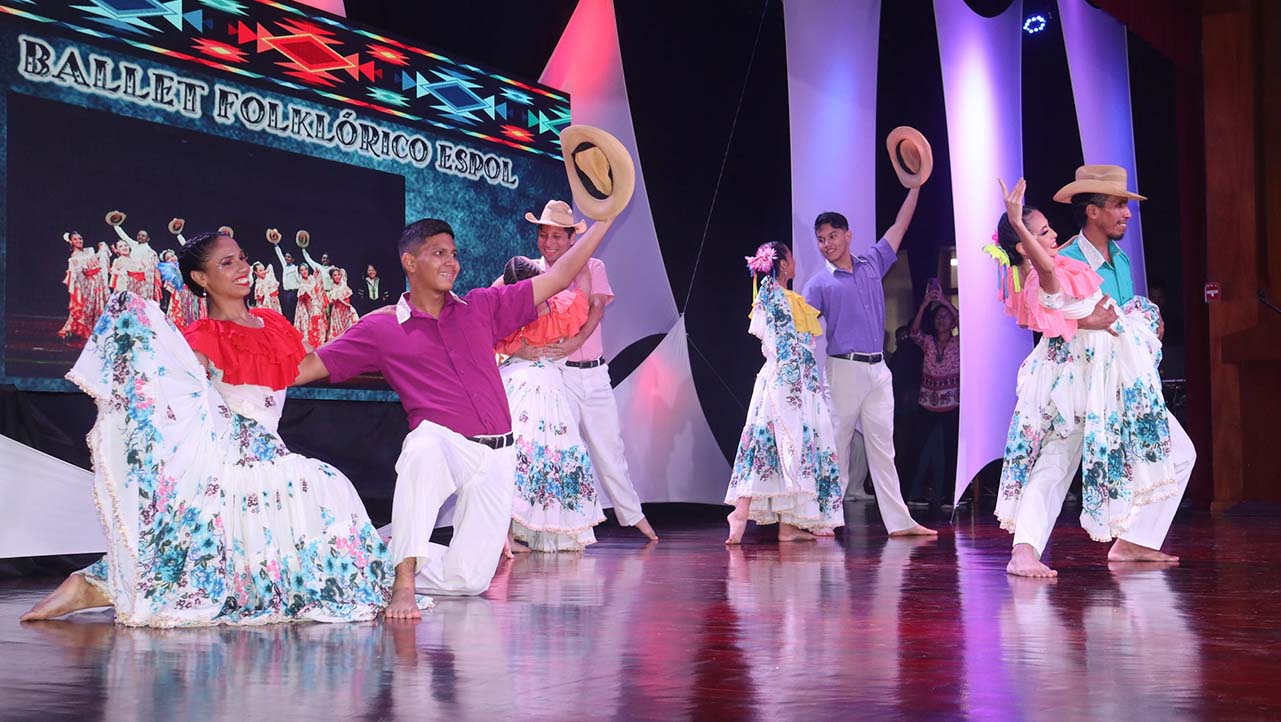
[802,237,896,355]
[316,281,537,437]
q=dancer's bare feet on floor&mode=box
[889,524,938,537]
[812,528,836,537]
[1107,539,1179,563]
[20,574,110,622]
[385,562,421,621]
[725,510,748,545]
[633,517,659,542]
[1006,543,1057,578]
[777,523,816,543]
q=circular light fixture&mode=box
[1023,14,1048,34]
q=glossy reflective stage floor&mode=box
[3,504,1280,721]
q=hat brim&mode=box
[886,126,934,189]
[560,125,635,222]
[105,211,126,226]
[524,211,587,234]
[1052,181,1147,204]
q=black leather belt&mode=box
[466,432,514,449]
[830,352,883,364]
[565,357,605,369]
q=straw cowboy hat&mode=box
[559,125,635,221]
[265,228,282,244]
[295,230,310,248]
[886,126,933,189]
[525,200,587,234]
[1053,164,1146,203]
[218,225,235,238]
[168,218,185,235]
[105,210,126,226]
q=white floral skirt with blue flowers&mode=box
[726,356,845,533]
[501,358,605,552]
[67,292,393,626]
[997,296,1178,543]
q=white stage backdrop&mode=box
[934,0,1032,503]
[609,316,731,505]
[1059,0,1148,295]
[540,0,680,359]
[783,0,883,287]
[0,434,104,557]
[541,0,729,509]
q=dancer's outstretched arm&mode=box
[999,177,1060,295]
[883,187,921,253]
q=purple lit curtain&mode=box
[1058,0,1147,294]
[934,0,1031,503]
[782,0,882,288]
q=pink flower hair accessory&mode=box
[744,245,777,275]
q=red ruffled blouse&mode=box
[495,290,589,355]
[183,308,306,390]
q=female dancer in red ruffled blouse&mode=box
[22,229,394,626]
[57,231,111,340]
[293,263,329,348]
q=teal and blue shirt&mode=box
[1058,234,1134,304]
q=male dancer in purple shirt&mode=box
[802,188,936,537]
[295,215,614,619]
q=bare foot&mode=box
[384,585,421,620]
[1006,543,1057,578]
[504,536,531,558]
[1108,539,1179,563]
[20,574,110,622]
[633,517,659,542]
[777,523,817,543]
[812,528,836,537]
[888,524,938,537]
[725,511,748,545]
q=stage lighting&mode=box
[1023,14,1048,34]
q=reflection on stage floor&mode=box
[3,505,1279,721]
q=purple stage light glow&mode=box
[934,0,1032,504]
[1059,0,1148,295]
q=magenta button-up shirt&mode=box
[316,281,537,437]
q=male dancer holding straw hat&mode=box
[1006,165,1196,577]
[801,128,937,537]
[507,125,658,543]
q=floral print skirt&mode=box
[67,292,392,626]
[726,358,844,532]
[996,297,1178,542]
[501,358,605,552]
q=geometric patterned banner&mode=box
[0,0,571,158]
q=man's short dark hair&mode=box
[399,218,454,256]
[1070,193,1111,228]
[814,211,849,232]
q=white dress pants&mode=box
[825,357,917,533]
[393,419,516,596]
[1012,411,1196,556]
[563,364,646,526]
